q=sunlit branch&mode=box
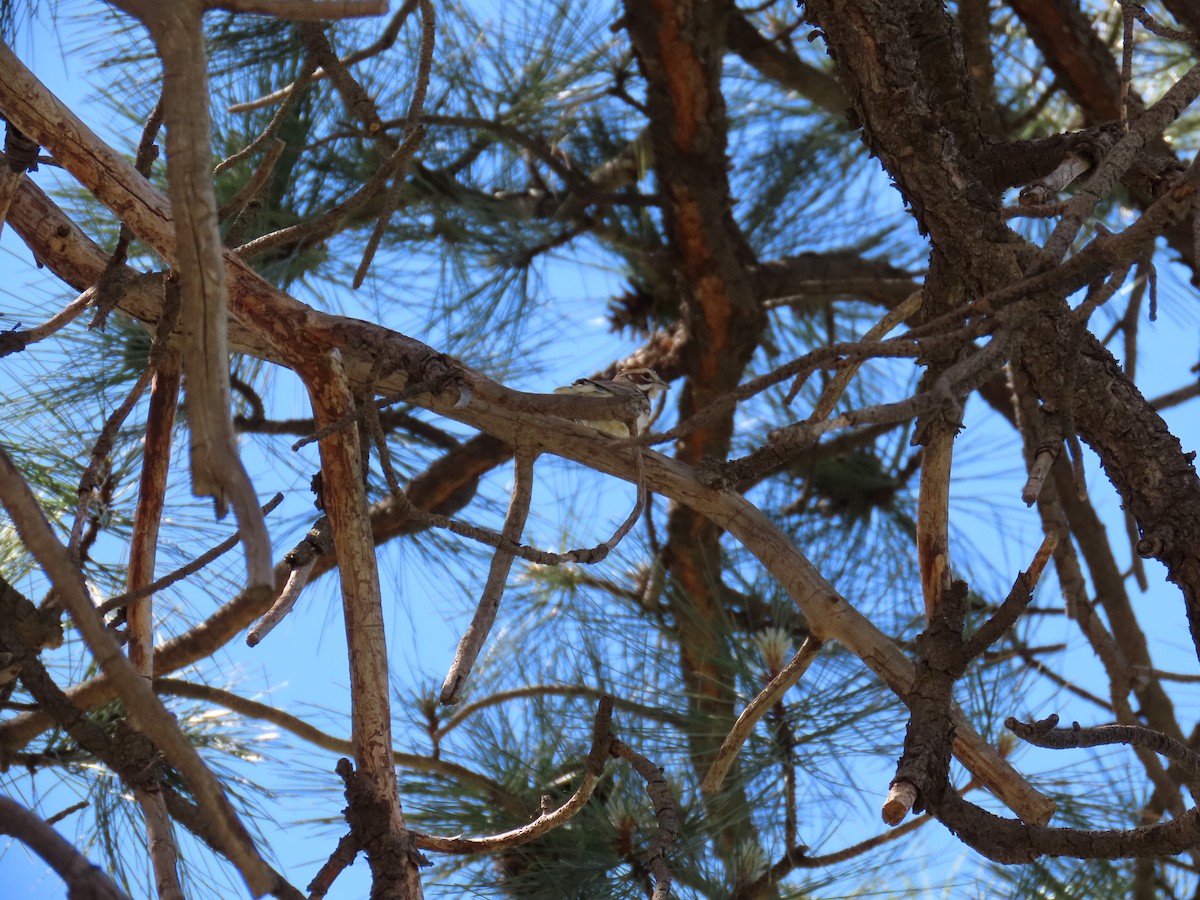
[432,684,688,743]
[153,677,529,816]
[440,452,535,705]
[0,445,283,896]
[413,697,613,854]
[701,636,824,796]
[245,559,316,648]
[96,493,285,617]
[0,795,129,900]
[206,0,387,19]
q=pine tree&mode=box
[1,1,1200,898]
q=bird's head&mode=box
[613,367,669,400]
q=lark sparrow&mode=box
[553,367,669,436]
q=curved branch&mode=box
[434,684,687,742]
[701,636,824,796]
[154,678,528,817]
[414,697,613,855]
[0,795,129,900]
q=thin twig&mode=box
[240,407,459,448]
[1148,380,1200,411]
[701,636,824,795]
[153,677,526,815]
[644,330,934,448]
[1132,666,1200,684]
[227,0,419,113]
[214,56,318,176]
[298,22,385,133]
[68,365,154,557]
[97,493,284,616]
[350,126,426,287]
[717,337,1008,490]
[306,832,359,900]
[352,0,435,288]
[433,684,688,741]
[412,697,613,854]
[1065,431,1088,501]
[382,468,648,569]
[0,287,94,359]
[206,0,387,21]
[1041,58,1200,263]
[246,558,316,647]
[800,290,923,413]
[1119,1,1198,43]
[1009,714,1200,793]
[563,434,649,564]
[744,776,986,897]
[217,138,286,222]
[234,131,426,260]
[1012,639,1113,712]
[440,452,536,705]
[960,535,1057,661]
[292,378,436,451]
[44,800,88,826]
[610,738,678,900]
[349,113,590,189]
[0,444,282,895]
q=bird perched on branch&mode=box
[553,367,669,437]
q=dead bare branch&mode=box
[701,636,824,796]
[245,558,316,647]
[0,286,93,359]
[0,445,284,896]
[227,0,419,113]
[352,0,435,288]
[610,738,678,900]
[68,365,153,559]
[413,697,614,854]
[206,0,386,18]
[300,348,423,895]
[0,795,129,900]
[440,452,536,705]
[102,1,275,600]
[96,493,285,617]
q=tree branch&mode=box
[0,795,129,900]
[0,446,283,897]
